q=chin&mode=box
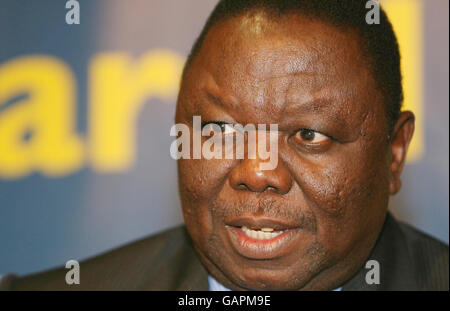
[213,259,313,291]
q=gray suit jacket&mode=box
[1,212,448,290]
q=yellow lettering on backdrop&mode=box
[381,0,424,162]
[89,50,184,171]
[0,56,84,178]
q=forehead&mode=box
[181,12,384,127]
[193,12,369,82]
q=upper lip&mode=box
[225,216,300,231]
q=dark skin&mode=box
[176,12,415,290]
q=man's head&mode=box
[175,0,415,290]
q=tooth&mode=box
[261,228,274,232]
[257,231,265,239]
[250,230,258,239]
[240,226,286,240]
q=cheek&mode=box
[317,158,387,215]
[285,137,390,254]
[294,154,386,216]
[318,166,389,260]
[178,158,236,240]
[178,158,235,204]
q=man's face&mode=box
[176,12,396,290]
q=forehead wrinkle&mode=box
[277,76,336,123]
[201,62,287,122]
[251,70,327,85]
[282,64,374,114]
[203,88,238,113]
[241,46,323,83]
[203,73,240,110]
[204,69,330,124]
[284,99,336,116]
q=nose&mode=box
[229,155,292,195]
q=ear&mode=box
[389,111,415,195]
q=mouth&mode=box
[224,217,303,260]
[240,226,286,239]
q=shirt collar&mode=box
[208,275,342,291]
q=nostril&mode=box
[237,183,248,190]
[266,186,277,193]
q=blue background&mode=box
[0,0,448,276]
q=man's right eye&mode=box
[201,122,236,135]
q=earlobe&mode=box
[389,177,402,195]
[389,111,415,195]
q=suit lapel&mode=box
[342,212,419,291]
[172,228,209,291]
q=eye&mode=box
[202,122,237,135]
[293,128,330,145]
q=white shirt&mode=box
[208,275,342,291]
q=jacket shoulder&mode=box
[396,220,449,290]
[2,225,203,290]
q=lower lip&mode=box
[225,226,301,260]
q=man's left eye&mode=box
[293,129,330,145]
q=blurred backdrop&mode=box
[0,0,448,276]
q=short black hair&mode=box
[183,0,403,132]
